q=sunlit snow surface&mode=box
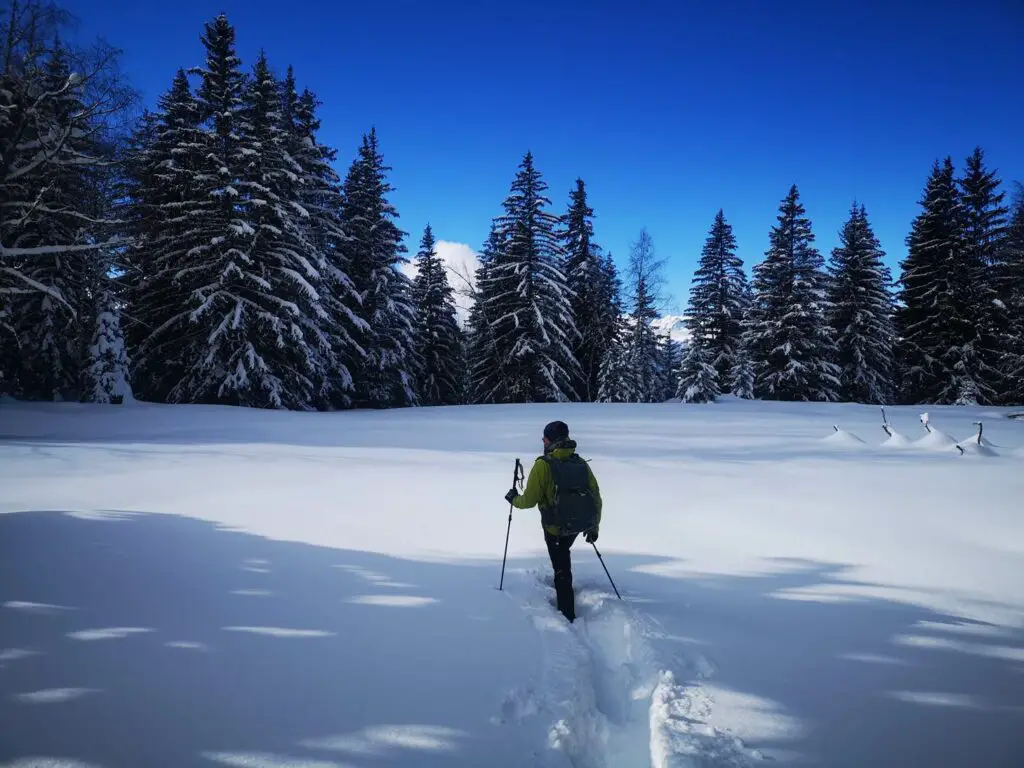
[1,398,1022,767]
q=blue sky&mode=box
[64,0,1023,315]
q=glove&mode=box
[585,527,599,544]
[504,488,519,504]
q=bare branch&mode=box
[445,260,479,301]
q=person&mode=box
[504,420,602,622]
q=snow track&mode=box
[499,569,763,768]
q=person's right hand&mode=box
[585,527,598,544]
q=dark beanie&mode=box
[543,420,569,441]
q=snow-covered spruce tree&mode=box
[896,157,998,405]
[469,152,581,403]
[656,331,684,401]
[174,27,325,409]
[163,14,261,405]
[561,179,615,401]
[122,68,207,402]
[598,251,623,324]
[746,185,840,401]
[1002,186,1024,404]
[412,224,464,405]
[0,9,130,399]
[596,315,640,403]
[826,203,896,403]
[279,71,368,408]
[623,228,667,402]
[589,249,625,398]
[728,342,755,400]
[676,339,719,403]
[684,209,749,386]
[233,51,326,408]
[341,128,421,408]
[466,224,507,403]
[895,159,956,403]
[958,147,1008,402]
[83,285,133,403]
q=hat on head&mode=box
[543,420,569,442]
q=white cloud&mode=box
[399,240,481,327]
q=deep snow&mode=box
[1,398,1023,767]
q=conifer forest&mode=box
[3,4,1022,410]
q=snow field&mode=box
[1,397,1023,767]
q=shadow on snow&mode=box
[0,510,1022,767]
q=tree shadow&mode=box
[1,510,1022,767]
[623,555,1024,767]
[0,510,548,767]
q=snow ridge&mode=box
[499,569,761,767]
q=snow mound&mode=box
[822,427,866,447]
[880,428,913,449]
[955,440,1000,458]
[954,433,1000,457]
[914,429,958,451]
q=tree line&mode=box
[2,3,1021,410]
[678,155,1024,407]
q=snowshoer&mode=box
[504,420,602,622]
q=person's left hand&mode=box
[504,488,519,504]
[585,527,599,544]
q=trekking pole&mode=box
[499,458,524,591]
[591,542,622,600]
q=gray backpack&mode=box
[539,454,598,535]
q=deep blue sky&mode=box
[64,0,1023,314]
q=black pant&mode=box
[544,530,579,622]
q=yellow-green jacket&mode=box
[512,440,602,536]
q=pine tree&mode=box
[121,72,195,399]
[676,340,719,403]
[684,209,749,385]
[235,50,326,408]
[412,224,464,406]
[728,343,755,400]
[1002,187,1024,404]
[164,14,274,406]
[341,128,421,408]
[466,224,507,403]
[596,316,640,403]
[826,203,896,403]
[656,331,684,401]
[896,157,998,405]
[624,228,666,402]
[469,152,581,403]
[958,147,1008,402]
[746,185,840,401]
[122,68,208,402]
[280,73,368,408]
[160,26,327,409]
[83,286,133,404]
[561,179,614,401]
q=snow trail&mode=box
[499,569,762,767]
